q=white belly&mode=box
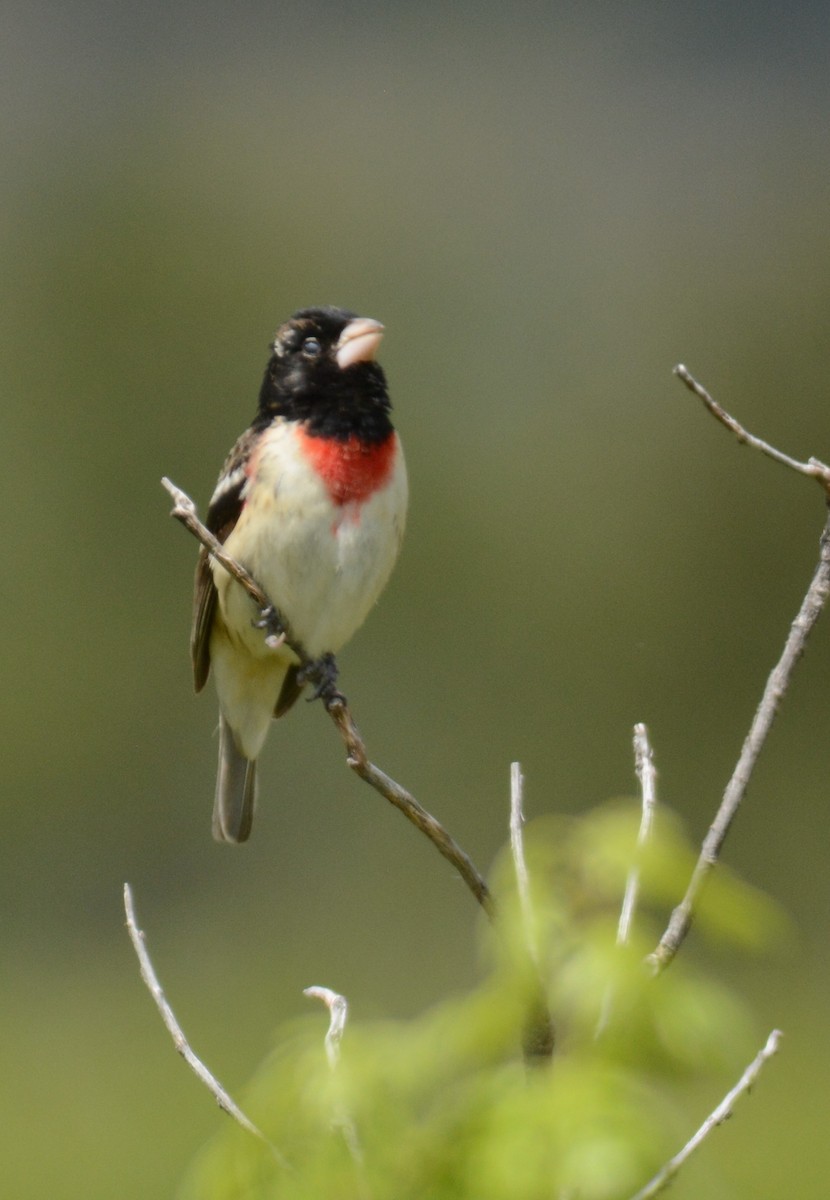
[212,421,408,660]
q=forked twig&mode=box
[162,477,494,919]
[123,883,287,1165]
[650,372,830,969]
[627,1029,783,1200]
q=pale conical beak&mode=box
[335,317,385,370]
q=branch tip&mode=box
[672,366,830,489]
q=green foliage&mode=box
[179,804,768,1200]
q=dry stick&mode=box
[619,724,658,946]
[162,478,291,646]
[123,883,289,1167]
[674,366,830,488]
[508,763,556,1063]
[596,725,658,1036]
[627,1029,783,1200]
[649,371,830,971]
[161,477,494,920]
[303,986,350,1069]
[304,987,366,1181]
[509,762,537,965]
[326,699,494,916]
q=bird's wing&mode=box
[190,429,257,691]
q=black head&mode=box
[256,306,393,442]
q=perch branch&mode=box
[162,478,494,919]
[324,699,494,915]
[650,374,830,969]
[123,883,287,1164]
[627,1029,783,1200]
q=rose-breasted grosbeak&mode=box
[191,307,407,843]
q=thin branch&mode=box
[123,883,287,1165]
[163,477,494,919]
[649,374,830,969]
[509,762,537,964]
[304,986,365,1179]
[627,1029,783,1200]
[618,724,658,946]
[673,366,830,492]
[162,477,292,650]
[596,725,659,1037]
[304,986,349,1071]
[507,762,556,1065]
[325,700,495,917]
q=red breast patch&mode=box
[299,430,397,507]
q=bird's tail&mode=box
[213,713,256,843]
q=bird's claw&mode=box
[254,604,278,630]
[254,605,288,648]
[300,653,345,709]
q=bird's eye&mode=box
[302,337,322,357]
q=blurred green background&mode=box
[3,1,830,1195]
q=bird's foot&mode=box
[300,653,345,709]
[254,604,287,647]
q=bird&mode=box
[191,306,408,843]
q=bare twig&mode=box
[673,367,830,492]
[123,883,287,1164]
[627,1029,783,1200]
[325,699,495,917]
[304,986,349,1070]
[509,762,537,964]
[649,375,830,970]
[162,478,494,919]
[162,477,293,649]
[304,986,365,1178]
[163,477,273,615]
[618,724,658,947]
[596,725,659,1037]
[506,763,556,1066]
